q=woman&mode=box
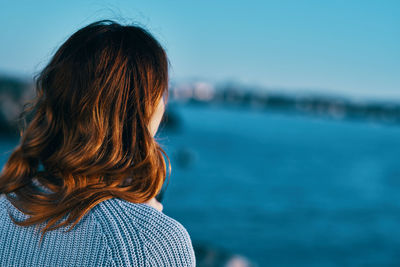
[0,20,196,266]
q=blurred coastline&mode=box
[169,80,400,125]
[1,75,400,138]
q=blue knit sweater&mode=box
[0,194,196,266]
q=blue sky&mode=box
[0,0,399,100]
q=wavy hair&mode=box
[0,20,171,242]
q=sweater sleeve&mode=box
[95,198,196,266]
[139,205,196,267]
[145,220,196,266]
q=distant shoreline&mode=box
[1,75,399,136]
[170,82,400,126]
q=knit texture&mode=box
[0,194,196,266]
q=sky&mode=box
[0,0,399,101]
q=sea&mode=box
[2,102,400,266]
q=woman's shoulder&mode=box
[93,197,188,235]
[92,197,196,266]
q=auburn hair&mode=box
[0,20,171,242]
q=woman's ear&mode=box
[148,97,165,137]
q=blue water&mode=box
[159,103,400,266]
[2,103,400,266]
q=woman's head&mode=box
[0,20,171,239]
[42,19,169,136]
